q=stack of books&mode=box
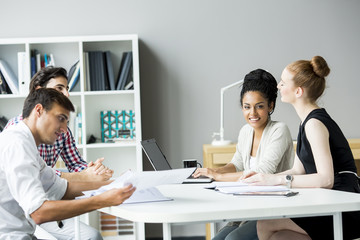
[83,51,133,91]
[31,49,55,77]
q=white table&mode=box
[99,184,360,240]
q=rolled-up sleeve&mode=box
[4,140,67,218]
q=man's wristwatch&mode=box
[285,175,293,189]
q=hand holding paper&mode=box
[78,168,196,204]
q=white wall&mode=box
[1,0,360,237]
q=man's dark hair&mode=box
[240,69,278,114]
[29,67,68,92]
[22,88,75,118]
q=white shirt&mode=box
[231,120,294,173]
[0,122,67,239]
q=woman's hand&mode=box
[238,170,257,180]
[193,168,219,180]
[241,173,283,186]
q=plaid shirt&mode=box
[5,114,87,176]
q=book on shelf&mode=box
[30,50,37,77]
[44,53,48,67]
[83,52,91,91]
[0,70,12,94]
[102,52,110,90]
[116,52,133,90]
[0,59,19,94]
[104,51,115,90]
[18,52,29,95]
[77,112,82,144]
[0,116,9,132]
[68,60,80,92]
[88,51,106,91]
[43,53,55,67]
[48,54,55,67]
[73,112,83,145]
[124,64,134,90]
[36,52,41,72]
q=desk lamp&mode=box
[212,79,244,146]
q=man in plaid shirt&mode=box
[5,67,112,239]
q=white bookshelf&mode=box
[0,35,144,239]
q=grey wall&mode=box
[2,0,360,237]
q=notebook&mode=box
[140,138,213,183]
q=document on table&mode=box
[77,168,195,203]
[205,181,297,196]
[217,185,289,194]
[204,181,248,189]
[123,187,173,204]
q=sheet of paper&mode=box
[128,167,196,190]
[204,181,248,189]
[123,187,173,204]
[216,185,289,194]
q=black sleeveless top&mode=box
[297,108,358,191]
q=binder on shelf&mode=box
[36,52,41,72]
[87,51,110,91]
[87,52,96,91]
[104,51,115,90]
[49,54,55,67]
[77,112,82,144]
[115,52,126,89]
[18,52,29,95]
[83,52,90,91]
[101,52,109,90]
[68,60,80,92]
[30,50,36,77]
[124,64,134,90]
[101,110,136,143]
[74,112,82,145]
[44,53,48,67]
[116,52,133,90]
[0,59,19,94]
[88,51,103,91]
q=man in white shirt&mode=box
[0,88,135,239]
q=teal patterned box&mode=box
[100,110,136,143]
